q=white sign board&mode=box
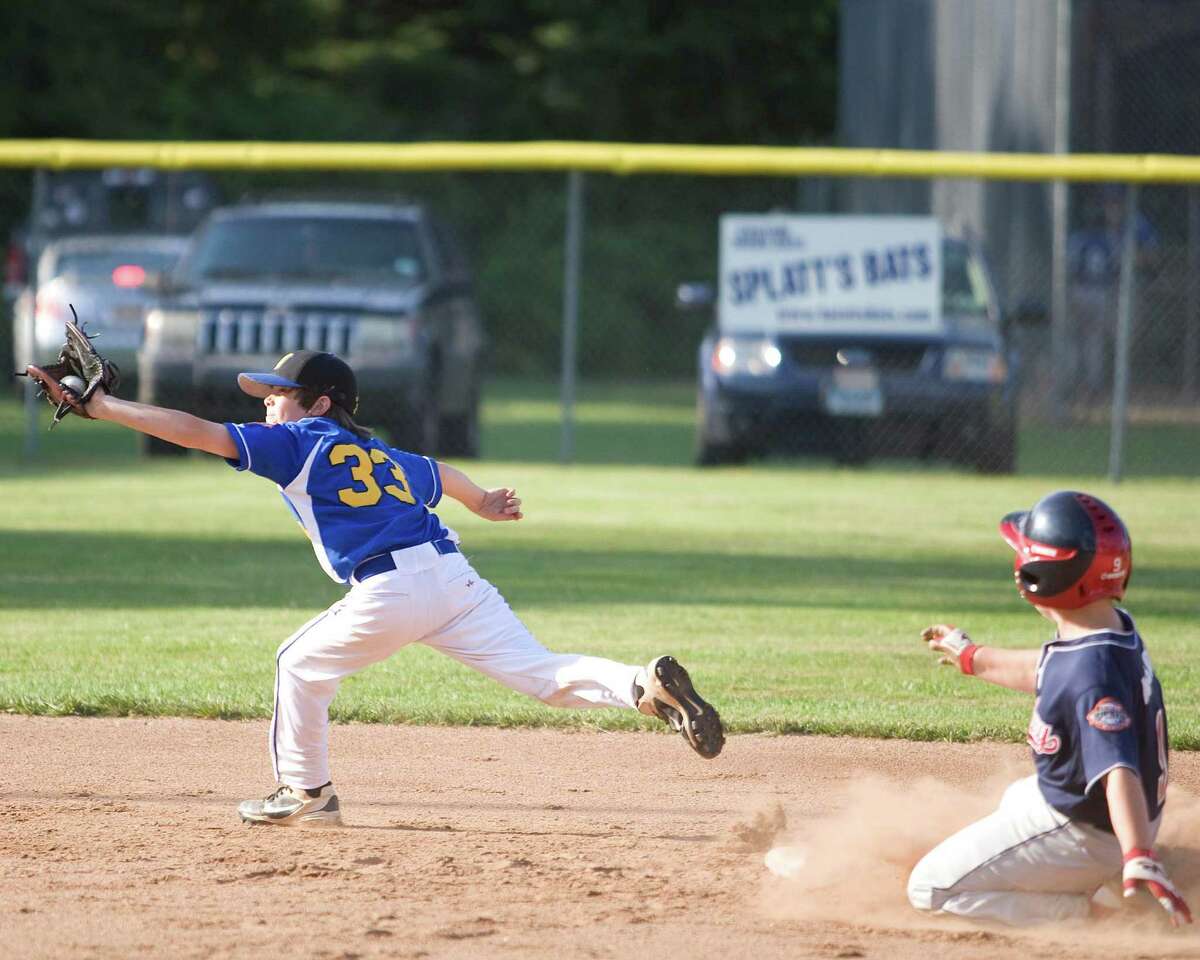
[718,215,943,334]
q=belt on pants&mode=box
[352,538,459,583]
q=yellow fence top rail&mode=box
[2,139,1200,183]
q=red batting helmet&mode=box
[998,490,1131,609]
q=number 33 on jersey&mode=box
[330,443,417,507]
[225,418,451,583]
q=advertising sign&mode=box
[719,215,943,334]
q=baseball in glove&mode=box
[16,305,121,427]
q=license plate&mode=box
[822,367,883,417]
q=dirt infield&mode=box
[3,716,1200,960]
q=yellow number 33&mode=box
[329,443,417,507]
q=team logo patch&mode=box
[1027,706,1061,755]
[1087,697,1132,733]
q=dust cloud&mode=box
[757,769,1200,953]
[758,769,1016,926]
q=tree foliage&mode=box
[0,0,837,143]
[0,1,839,377]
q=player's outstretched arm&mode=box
[920,624,1038,692]
[437,462,523,522]
[85,388,237,459]
[1106,767,1192,926]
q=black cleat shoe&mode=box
[636,656,725,759]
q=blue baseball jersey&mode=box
[1026,609,1168,832]
[224,417,450,583]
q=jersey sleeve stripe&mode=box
[1084,761,1138,799]
[425,456,442,507]
[225,422,252,471]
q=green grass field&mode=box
[2,384,1197,747]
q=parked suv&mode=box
[138,200,486,457]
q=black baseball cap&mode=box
[238,350,359,414]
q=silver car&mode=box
[12,234,190,391]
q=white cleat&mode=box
[238,783,342,827]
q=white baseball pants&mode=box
[908,774,1157,925]
[268,543,642,789]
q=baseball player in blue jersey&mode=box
[908,490,1190,927]
[80,350,724,825]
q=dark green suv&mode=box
[138,201,486,457]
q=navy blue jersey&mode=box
[1027,609,1168,832]
[224,417,450,583]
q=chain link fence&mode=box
[2,162,1198,478]
[1065,0,1200,477]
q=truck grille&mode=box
[784,342,929,374]
[198,308,358,356]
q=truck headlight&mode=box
[34,299,69,348]
[943,347,1007,384]
[143,309,200,352]
[352,316,418,358]
[711,336,783,376]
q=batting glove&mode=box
[1123,848,1193,927]
[920,624,979,675]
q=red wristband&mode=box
[1124,847,1155,863]
[960,644,980,676]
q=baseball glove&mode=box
[17,305,121,427]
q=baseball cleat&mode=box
[636,655,725,759]
[238,783,342,827]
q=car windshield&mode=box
[52,247,183,280]
[183,216,426,284]
[942,241,991,316]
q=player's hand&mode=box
[1123,849,1193,926]
[476,487,523,522]
[82,384,108,418]
[921,624,977,672]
